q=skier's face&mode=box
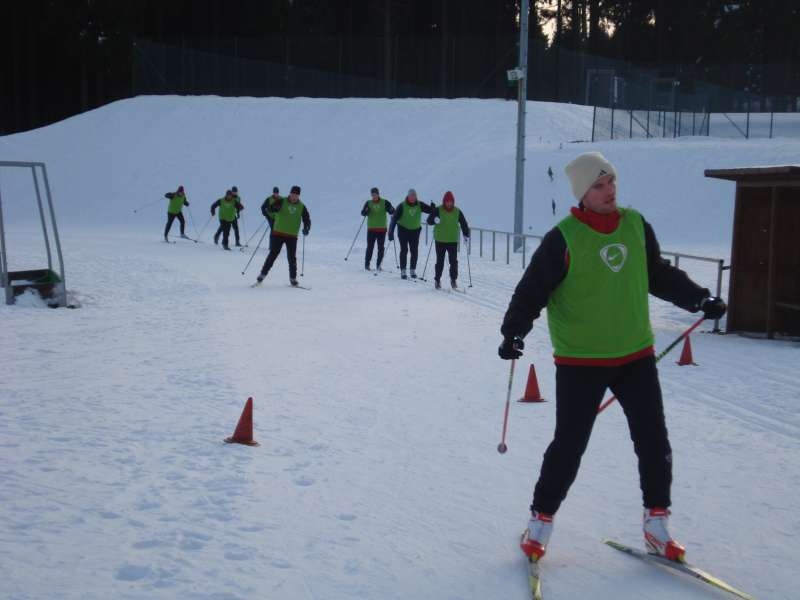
[407,193,417,204]
[371,192,379,202]
[582,174,617,214]
[288,192,299,203]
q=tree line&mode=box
[1,0,798,134]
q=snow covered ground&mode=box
[1,97,798,600]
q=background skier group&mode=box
[163,184,472,289]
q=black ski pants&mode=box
[365,230,386,268]
[532,355,672,515]
[217,221,233,248]
[398,227,421,270]
[259,234,298,280]
[164,212,186,237]
[434,241,458,282]
[215,219,240,245]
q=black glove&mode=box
[302,226,310,236]
[388,231,394,242]
[701,296,726,320]
[210,208,215,216]
[498,336,524,360]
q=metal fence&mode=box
[592,107,710,141]
[592,105,800,141]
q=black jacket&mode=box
[388,200,434,237]
[426,206,470,238]
[361,199,395,218]
[500,212,709,340]
[264,196,311,235]
[210,198,244,216]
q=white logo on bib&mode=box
[599,243,627,272]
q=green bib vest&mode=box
[367,199,388,229]
[434,207,461,243]
[397,201,422,230]
[273,199,304,236]
[168,193,185,215]
[546,208,654,358]
[219,198,237,222]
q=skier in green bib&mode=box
[163,185,190,241]
[498,152,727,565]
[256,185,310,286]
[360,187,395,271]
[260,186,282,229]
[229,185,244,246]
[426,190,470,289]
[210,190,244,251]
[388,188,434,279]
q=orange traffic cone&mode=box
[676,335,697,366]
[224,397,259,446]
[518,364,547,403]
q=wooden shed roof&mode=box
[704,165,800,182]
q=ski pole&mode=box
[392,238,399,269]
[419,238,434,281]
[465,234,473,288]
[132,197,163,213]
[301,233,306,277]
[186,205,200,238]
[597,315,706,414]
[344,216,366,261]
[241,222,270,275]
[197,214,214,239]
[497,358,516,454]
[241,220,266,250]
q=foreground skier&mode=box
[255,185,310,286]
[499,152,726,564]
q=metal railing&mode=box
[469,227,544,269]
[0,161,67,307]
[467,226,727,332]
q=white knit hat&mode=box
[564,152,617,201]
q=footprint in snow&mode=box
[294,476,315,487]
[271,559,292,569]
[132,539,163,549]
[224,547,252,561]
[284,460,311,472]
[115,564,151,581]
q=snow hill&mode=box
[1,97,798,600]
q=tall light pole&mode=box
[511,0,530,251]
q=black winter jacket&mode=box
[500,212,709,340]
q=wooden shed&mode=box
[704,166,800,338]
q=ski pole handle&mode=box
[497,358,516,454]
[597,316,705,414]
